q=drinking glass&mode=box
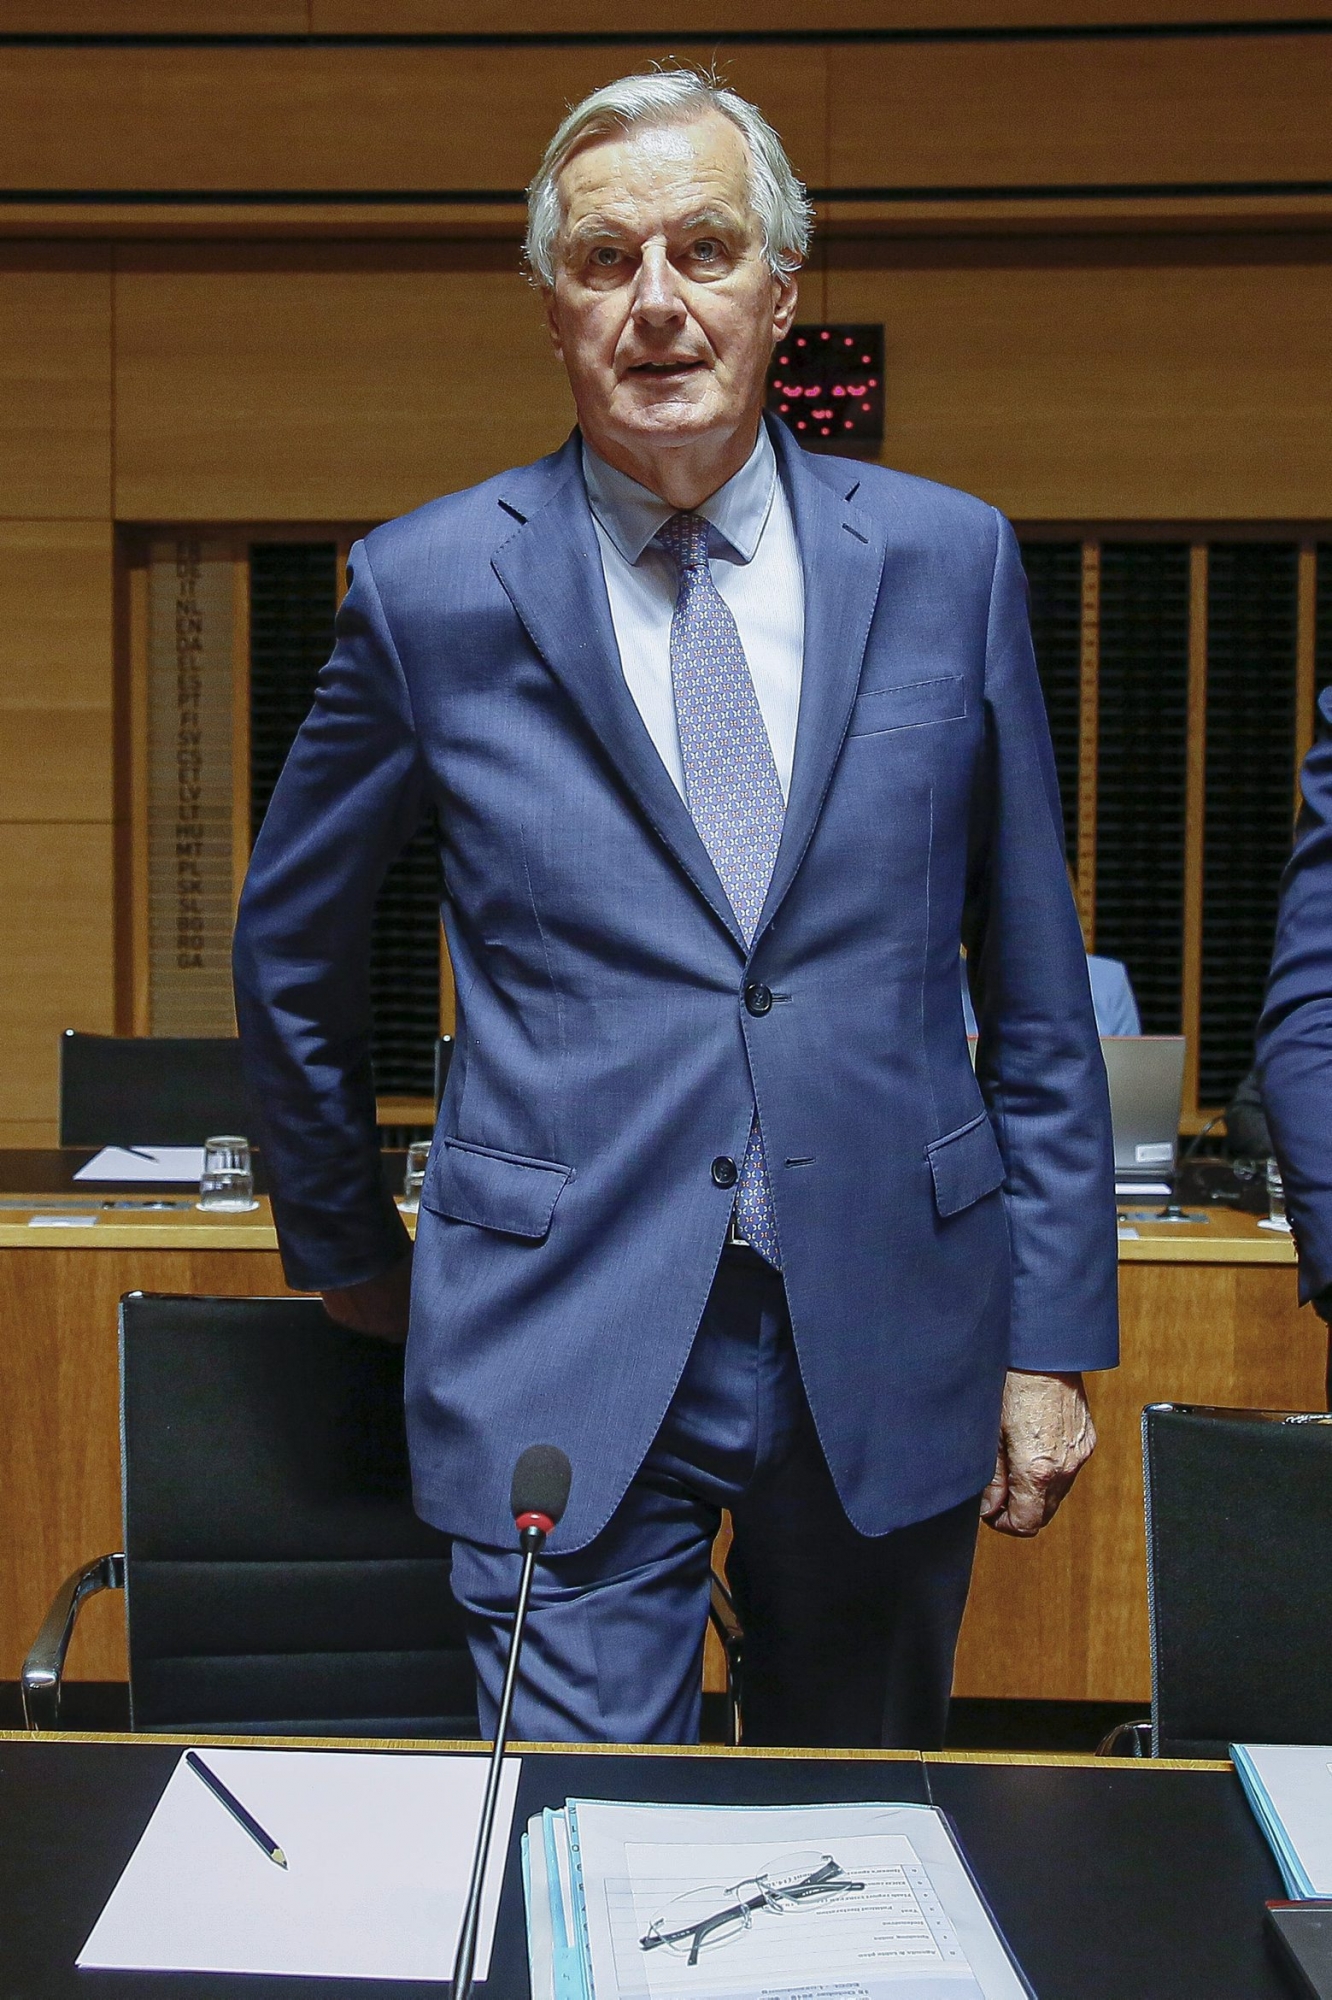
[198,1135,257,1212]
[401,1140,430,1212]
[1265,1157,1291,1232]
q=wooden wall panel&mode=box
[114,245,578,521]
[826,239,1332,520]
[829,33,1332,189]
[0,825,114,1132]
[0,524,114,824]
[113,240,1332,529]
[4,4,306,26]
[14,1,1330,29]
[0,249,111,520]
[0,45,825,196]
[315,0,1332,23]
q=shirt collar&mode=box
[581,424,777,567]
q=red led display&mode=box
[766,323,884,453]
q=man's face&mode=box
[544,112,798,482]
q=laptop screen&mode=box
[1101,1036,1187,1179]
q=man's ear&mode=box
[772,270,800,343]
[542,287,565,362]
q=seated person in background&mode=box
[1223,1066,1274,1161]
[962,949,1141,1038]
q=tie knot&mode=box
[655,511,711,574]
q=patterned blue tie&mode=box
[656,510,784,1268]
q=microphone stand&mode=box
[451,1514,548,2000]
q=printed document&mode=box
[535,1798,1032,2000]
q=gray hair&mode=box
[525,67,814,287]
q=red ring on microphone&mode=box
[515,1510,555,1536]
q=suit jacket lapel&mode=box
[490,440,748,955]
[757,424,889,941]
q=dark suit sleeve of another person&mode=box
[232,540,425,1293]
[1257,686,1332,1310]
[1223,1067,1273,1162]
[965,517,1120,1373]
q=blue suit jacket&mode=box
[1258,685,1332,1305]
[233,420,1119,1551]
[962,953,1141,1038]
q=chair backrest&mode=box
[60,1032,256,1147]
[1144,1402,1332,1757]
[119,1293,476,1737]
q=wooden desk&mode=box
[0,1733,1289,2000]
[0,1162,1325,1703]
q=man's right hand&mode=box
[321,1250,413,1343]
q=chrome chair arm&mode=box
[1096,1718,1152,1757]
[707,1567,745,1747]
[21,1552,125,1732]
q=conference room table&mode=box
[0,1149,1326,1706]
[0,1733,1295,1998]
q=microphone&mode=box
[451,1444,572,2000]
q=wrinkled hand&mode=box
[320,1250,413,1344]
[981,1369,1096,1537]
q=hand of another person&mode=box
[981,1368,1096,1537]
[320,1250,413,1344]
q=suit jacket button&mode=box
[711,1156,738,1188]
[744,982,773,1016]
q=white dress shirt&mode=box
[582,427,805,802]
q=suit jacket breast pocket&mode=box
[846,674,966,739]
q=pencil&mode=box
[185,1750,288,1868]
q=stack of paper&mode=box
[523,1797,1033,1999]
[1234,1745,1332,1898]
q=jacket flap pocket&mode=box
[847,674,966,738]
[926,1112,1005,1218]
[423,1138,573,1239]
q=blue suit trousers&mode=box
[449,1248,982,1748]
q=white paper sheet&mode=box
[73,1145,205,1183]
[28,1212,98,1226]
[568,1799,1031,2000]
[78,1747,521,1981]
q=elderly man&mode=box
[234,70,1117,1748]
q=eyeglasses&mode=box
[639,1853,865,1967]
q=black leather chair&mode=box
[23,1294,477,1737]
[58,1031,256,1147]
[1101,1402,1332,1757]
